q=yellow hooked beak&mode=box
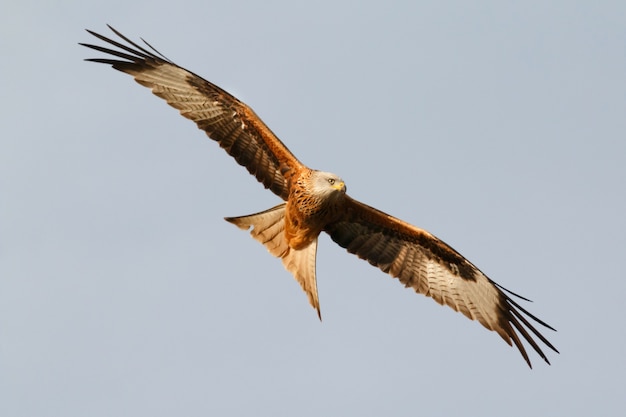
[332,181,346,192]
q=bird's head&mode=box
[311,171,346,199]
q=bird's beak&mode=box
[333,181,346,193]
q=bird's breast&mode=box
[284,201,323,250]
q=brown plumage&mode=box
[81,26,558,367]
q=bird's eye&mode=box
[327,178,335,185]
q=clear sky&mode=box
[2,1,625,416]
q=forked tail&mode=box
[225,204,321,318]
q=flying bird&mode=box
[81,26,558,367]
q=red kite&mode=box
[82,26,558,367]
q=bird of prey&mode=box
[81,26,558,367]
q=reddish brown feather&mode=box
[81,26,303,200]
[325,197,559,368]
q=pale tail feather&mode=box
[224,204,321,318]
[281,237,320,319]
[225,204,290,258]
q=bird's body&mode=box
[226,169,347,316]
[283,170,346,250]
[81,26,558,367]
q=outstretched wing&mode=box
[325,196,558,368]
[81,25,303,200]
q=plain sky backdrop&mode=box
[2,1,625,416]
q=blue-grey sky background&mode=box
[2,1,625,416]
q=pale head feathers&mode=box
[310,171,346,199]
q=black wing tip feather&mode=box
[490,278,559,367]
[80,25,172,67]
[500,292,559,368]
